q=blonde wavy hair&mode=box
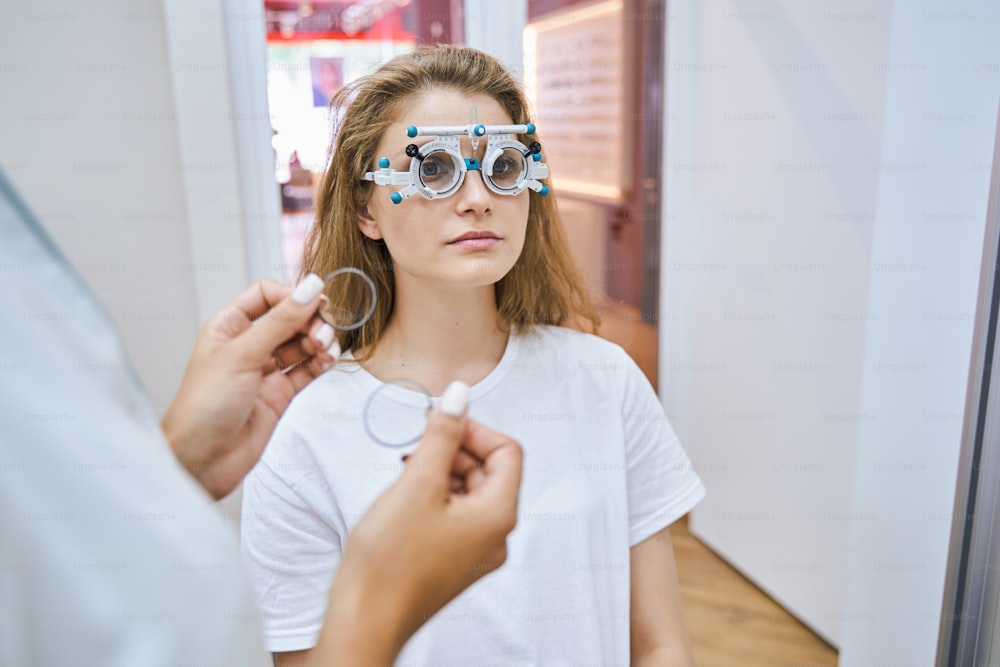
[302,45,599,356]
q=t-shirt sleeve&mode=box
[240,444,343,653]
[618,349,706,546]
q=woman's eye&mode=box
[419,152,457,190]
[493,157,515,175]
[491,150,524,187]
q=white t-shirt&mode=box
[241,325,706,665]
[0,172,267,666]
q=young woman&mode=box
[241,45,705,666]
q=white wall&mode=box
[841,2,1000,663]
[661,0,893,646]
[0,0,274,414]
[1,1,199,415]
[662,0,1000,659]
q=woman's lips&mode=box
[449,237,500,249]
[448,231,501,249]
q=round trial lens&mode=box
[363,378,433,449]
[320,267,377,331]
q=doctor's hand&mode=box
[314,382,523,665]
[161,274,340,499]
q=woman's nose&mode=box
[453,166,493,216]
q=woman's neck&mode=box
[360,281,509,396]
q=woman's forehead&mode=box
[378,95,512,146]
[395,90,511,125]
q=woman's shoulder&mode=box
[514,325,635,376]
[508,326,645,402]
[518,324,629,359]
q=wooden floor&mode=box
[597,301,839,667]
[670,518,838,666]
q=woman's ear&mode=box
[356,205,383,240]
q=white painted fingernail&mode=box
[292,273,324,304]
[439,381,470,417]
[326,339,341,362]
[315,323,335,349]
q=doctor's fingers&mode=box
[450,447,484,478]
[207,278,293,341]
[402,397,469,492]
[238,275,326,367]
[260,354,335,408]
[462,419,522,468]
[230,274,329,324]
[263,319,341,374]
[232,277,291,321]
[459,422,522,512]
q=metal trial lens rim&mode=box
[362,378,434,449]
[321,267,377,332]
